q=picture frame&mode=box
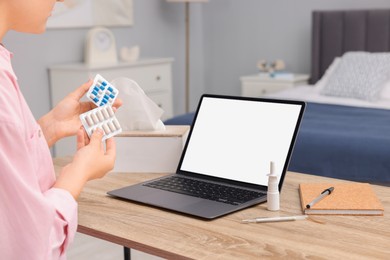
[47,0,134,29]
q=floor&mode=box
[67,233,163,260]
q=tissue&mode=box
[110,77,165,131]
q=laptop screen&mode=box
[179,95,304,187]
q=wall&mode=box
[201,0,390,104]
[4,0,197,118]
[4,0,390,117]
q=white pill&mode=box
[108,121,116,131]
[85,115,94,127]
[102,124,110,134]
[113,118,121,129]
[91,113,99,124]
[102,109,109,119]
[106,106,114,117]
[96,110,104,121]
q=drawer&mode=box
[98,63,171,93]
[241,82,294,97]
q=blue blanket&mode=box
[164,103,390,183]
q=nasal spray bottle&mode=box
[267,161,280,211]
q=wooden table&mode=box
[54,158,390,259]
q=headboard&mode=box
[310,9,390,84]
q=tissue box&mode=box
[113,125,190,173]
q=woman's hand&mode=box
[38,80,122,147]
[54,128,116,199]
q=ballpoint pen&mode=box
[242,215,308,223]
[306,186,334,209]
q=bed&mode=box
[164,9,390,184]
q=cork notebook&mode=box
[299,183,384,215]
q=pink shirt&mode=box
[0,45,77,259]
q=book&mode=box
[299,183,384,215]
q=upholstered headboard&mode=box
[310,9,390,84]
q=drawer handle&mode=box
[156,75,161,81]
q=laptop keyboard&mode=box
[143,176,265,205]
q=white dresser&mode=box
[240,73,309,97]
[48,58,174,156]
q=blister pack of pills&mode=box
[87,74,119,107]
[80,104,122,141]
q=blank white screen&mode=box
[180,97,302,186]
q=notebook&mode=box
[108,94,305,219]
[299,183,384,215]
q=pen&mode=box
[242,215,307,223]
[306,186,334,209]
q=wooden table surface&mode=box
[54,157,390,259]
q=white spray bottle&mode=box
[267,161,280,211]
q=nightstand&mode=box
[240,73,309,97]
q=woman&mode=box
[0,0,122,258]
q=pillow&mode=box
[314,57,341,91]
[380,80,390,99]
[320,52,390,102]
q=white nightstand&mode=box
[240,73,309,97]
[49,58,174,157]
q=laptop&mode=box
[108,94,305,219]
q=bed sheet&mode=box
[264,85,390,110]
[288,102,390,183]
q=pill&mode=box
[87,75,119,109]
[91,113,99,124]
[97,110,104,121]
[102,124,110,134]
[113,118,121,129]
[108,121,116,131]
[107,106,114,117]
[102,123,111,134]
[102,108,109,119]
[85,115,94,127]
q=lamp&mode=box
[167,0,208,113]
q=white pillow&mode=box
[320,52,390,102]
[380,80,390,99]
[314,57,341,91]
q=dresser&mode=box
[49,58,174,156]
[240,73,309,97]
